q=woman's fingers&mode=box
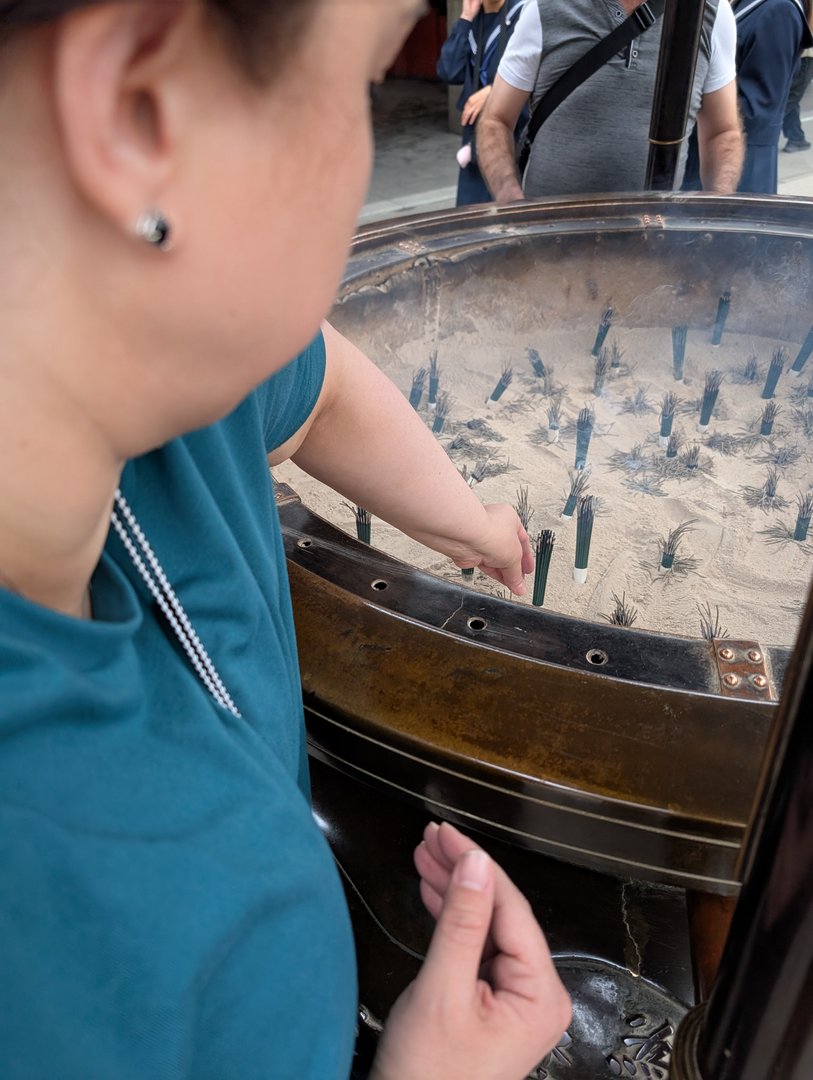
[413,848,496,1005]
[480,560,527,595]
[421,823,553,969]
[371,822,572,1080]
[435,824,550,964]
[414,839,452,895]
[519,525,535,574]
[419,876,444,921]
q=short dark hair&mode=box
[0,1,318,81]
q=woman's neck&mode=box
[0,343,123,620]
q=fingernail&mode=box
[458,849,490,890]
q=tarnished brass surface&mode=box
[336,195,813,354]
[285,508,777,892]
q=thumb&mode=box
[417,849,495,999]
[501,562,527,596]
[481,555,527,596]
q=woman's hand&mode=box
[462,0,483,21]
[369,823,572,1080]
[462,84,492,127]
[286,326,532,597]
[448,503,534,597]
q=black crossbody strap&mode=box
[518,0,666,173]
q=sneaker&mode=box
[783,140,811,152]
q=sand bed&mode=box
[276,320,813,648]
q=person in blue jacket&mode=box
[437,0,527,205]
[733,0,813,192]
[782,42,813,151]
[0,0,572,1078]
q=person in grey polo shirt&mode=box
[477,0,743,200]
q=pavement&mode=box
[361,78,813,223]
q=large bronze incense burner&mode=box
[276,195,812,1076]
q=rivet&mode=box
[752,674,768,690]
[719,647,736,661]
[747,649,763,663]
[723,673,740,688]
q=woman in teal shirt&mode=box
[0,2,570,1077]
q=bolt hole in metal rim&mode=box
[467,616,488,632]
[371,579,389,591]
[297,538,313,549]
[279,195,812,891]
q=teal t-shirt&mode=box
[0,335,358,1079]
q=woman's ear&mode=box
[52,0,192,243]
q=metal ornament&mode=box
[135,210,172,250]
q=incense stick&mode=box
[698,370,723,432]
[711,291,731,346]
[575,405,594,471]
[759,401,780,437]
[573,496,596,584]
[432,392,452,434]
[593,348,610,396]
[547,400,562,443]
[352,505,372,544]
[794,493,813,542]
[409,367,427,410]
[659,519,696,574]
[561,468,590,520]
[790,324,813,377]
[659,391,677,448]
[527,347,546,378]
[427,351,440,409]
[532,530,555,607]
[672,325,688,382]
[486,363,513,408]
[591,305,613,357]
[762,348,786,400]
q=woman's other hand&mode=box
[462,84,492,126]
[369,823,571,1080]
[462,0,484,22]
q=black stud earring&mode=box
[136,210,172,250]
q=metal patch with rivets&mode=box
[712,639,773,701]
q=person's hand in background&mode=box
[462,84,492,126]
